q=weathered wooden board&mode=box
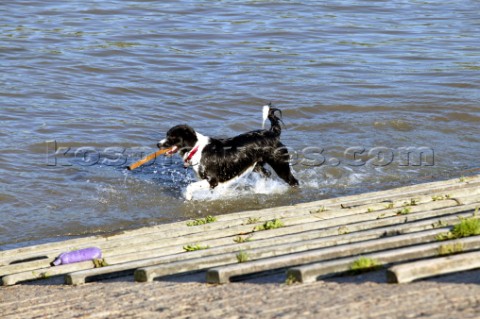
[386,251,480,283]
[287,236,480,283]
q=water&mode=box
[1,0,479,249]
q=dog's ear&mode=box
[177,125,197,147]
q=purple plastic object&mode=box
[52,247,102,266]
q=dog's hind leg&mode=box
[254,163,271,177]
[266,149,299,187]
[269,160,299,186]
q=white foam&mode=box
[182,171,289,201]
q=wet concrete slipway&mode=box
[1,175,480,318]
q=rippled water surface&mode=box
[1,0,480,249]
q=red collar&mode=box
[184,145,200,165]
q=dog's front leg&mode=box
[185,180,210,200]
[208,177,218,189]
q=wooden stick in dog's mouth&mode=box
[127,146,176,171]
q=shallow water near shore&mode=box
[1,0,479,249]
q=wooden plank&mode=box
[286,175,478,211]
[205,228,447,284]
[0,206,346,266]
[68,219,456,285]
[0,208,298,262]
[347,185,480,212]
[3,175,477,260]
[205,199,479,283]
[287,236,480,283]
[0,203,315,260]
[2,176,479,285]
[4,201,476,282]
[4,190,472,268]
[455,193,480,205]
[67,207,476,286]
[0,210,334,266]
[4,202,477,284]
[386,251,480,283]
[340,179,480,208]
[0,189,390,264]
[1,261,96,286]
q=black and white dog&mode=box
[158,104,299,200]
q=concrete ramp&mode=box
[1,175,480,286]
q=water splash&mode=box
[182,172,290,201]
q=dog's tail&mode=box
[262,103,283,136]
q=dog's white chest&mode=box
[184,132,209,178]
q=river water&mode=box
[1,0,479,249]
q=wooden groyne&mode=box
[1,175,480,286]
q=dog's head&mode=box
[157,124,198,156]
